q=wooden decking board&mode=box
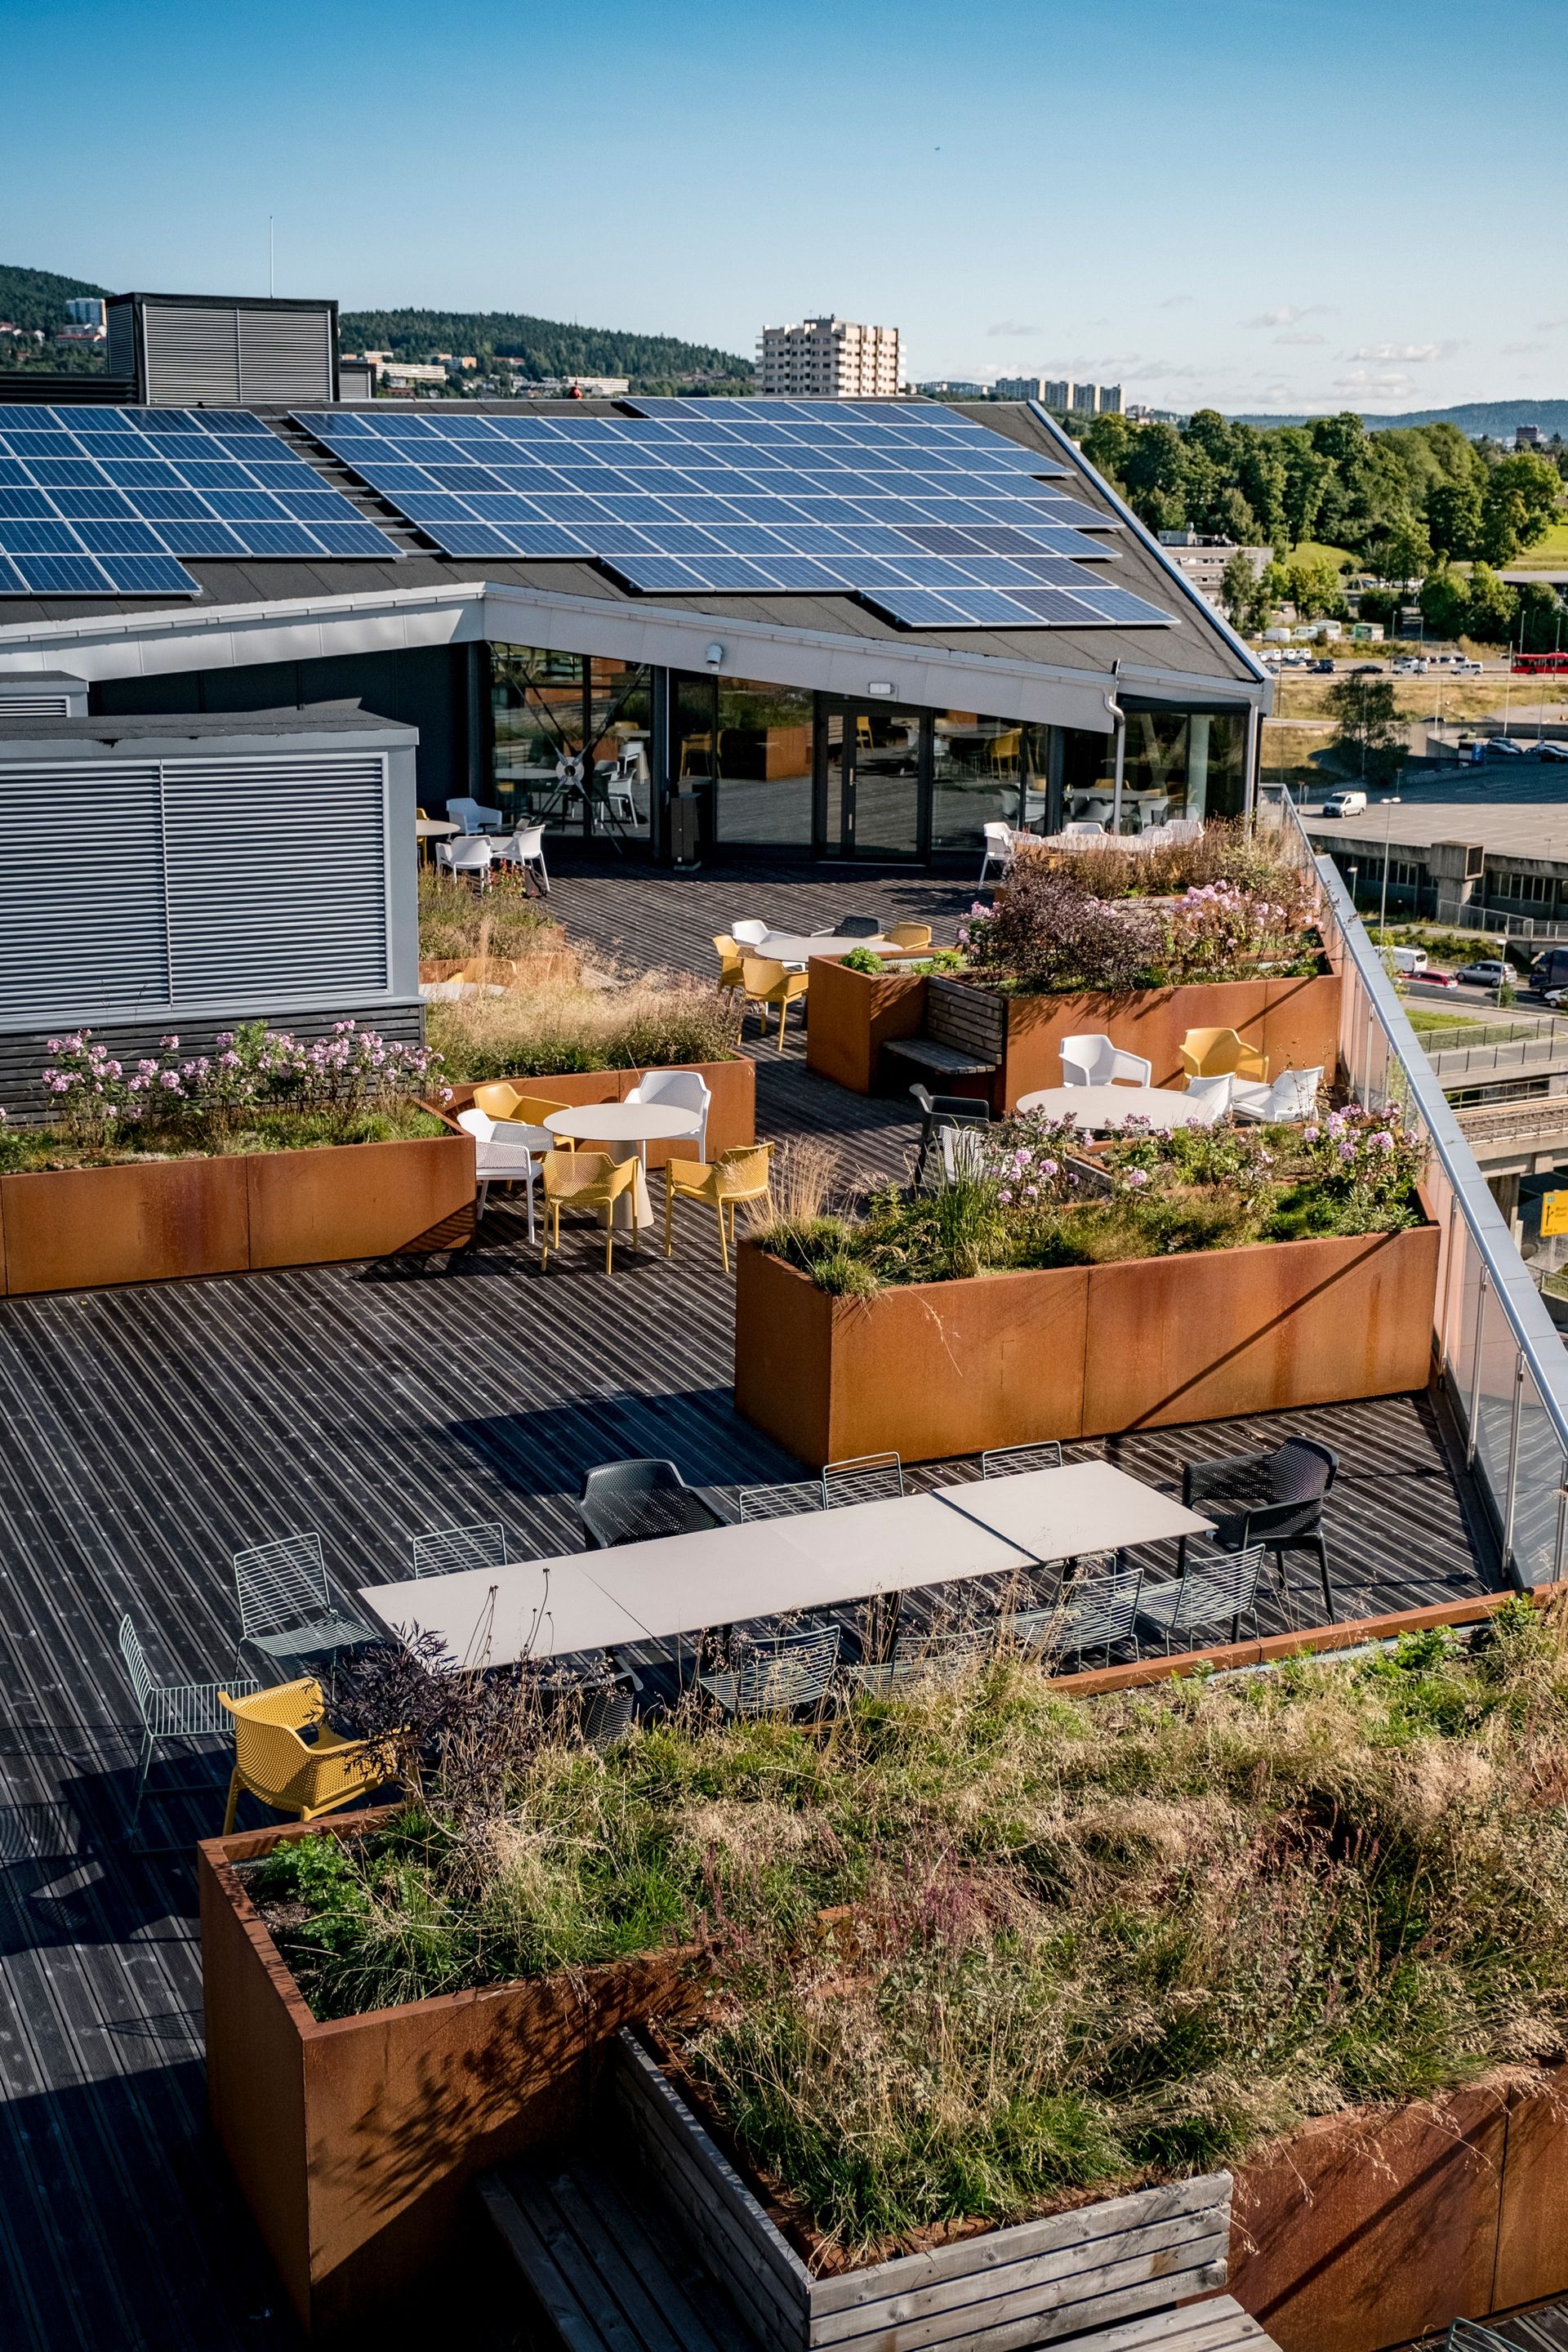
[0,858,1495,2350]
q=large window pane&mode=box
[587,657,653,841]
[714,679,815,844]
[491,644,586,829]
[932,713,1050,849]
[1058,706,1250,831]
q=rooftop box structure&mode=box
[105,291,338,407]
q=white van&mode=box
[1321,789,1368,816]
[1388,945,1428,977]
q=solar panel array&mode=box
[293,396,1176,634]
[0,407,400,597]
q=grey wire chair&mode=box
[1018,1561,1143,1669]
[410,1521,510,1579]
[982,1441,1063,1478]
[1445,2326,1516,2352]
[857,1619,997,1692]
[231,1533,372,1671]
[1134,1541,1265,1654]
[821,1452,904,1509]
[697,1624,841,1718]
[736,1481,825,1522]
[118,1614,257,1842]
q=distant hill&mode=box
[0,261,114,373]
[1230,399,1568,439]
[337,305,753,392]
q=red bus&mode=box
[1512,651,1568,675]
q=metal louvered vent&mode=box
[0,752,390,1029]
[0,693,80,717]
[238,309,333,404]
[143,303,242,406]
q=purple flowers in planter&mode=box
[35,1020,449,1142]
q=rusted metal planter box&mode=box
[804,957,929,1094]
[198,1815,703,2342]
[0,1131,475,1297]
[613,2032,1232,2352]
[444,1055,755,1170]
[1228,2068,1568,2352]
[999,974,1342,1111]
[733,1213,1439,1468]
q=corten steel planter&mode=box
[1227,2067,1568,2352]
[804,956,929,1094]
[0,1132,475,1298]
[999,973,1343,1110]
[444,1055,755,1170]
[612,2033,1232,2352]
[733,1212,1439,1468]
[198,1813,705,2341]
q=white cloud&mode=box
[1504,340,1547,356]
[1333,366,1419,402]
[1535,317,1568,332]
[1241,305,1326,329]
[1159,294,1195,310]
[1344,341,1459,363]
[986,320,1036,338]
[1275,331,1325,346]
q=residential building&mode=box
[992,375,1047,401]
[758,314,902,398]
[1517,423,1546,448]
[380,361,448,386]
[1157,532,1272,608]
[58,295,107,344]
[915,378,986,397]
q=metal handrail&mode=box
[1272,791,1568,1566]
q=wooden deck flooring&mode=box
[0,856,1498,2352]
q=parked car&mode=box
[1308,657,1335,674]
[1422,969,1461,990]
[1321,789,1369,816]
[1538,742,1568,763]
[1459,960,1512,988]
[1488,736,1528,755]
[1456,657,1483,674]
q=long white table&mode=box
[359,1463,1210,1669]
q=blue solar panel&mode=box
[288,397,1175,633]
[0,405,400,595]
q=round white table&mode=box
[1013,1085,1221,1133]
[542,1102,703,1229]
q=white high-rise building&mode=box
[758,316,902,399]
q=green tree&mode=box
[1210,485,1262,542]
[1419,568,1471,640]
[1120,421,1188,528]
[1285,556,1348,620]
[1428,481,1484,562]
[1463,564,1520,645]
[1369,514,1434,590]
[1081,412,1135,485]
[1479,486,1528,567]
[1220,550,1267,631]
[1276,428,1335,546]
[1326,675,1408,783]
[1487,452,1561,543]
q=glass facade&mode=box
[488,646,1253,859]
[490,644,653,840]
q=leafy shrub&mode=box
[840,947,884,975]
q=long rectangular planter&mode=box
[444,1055,755,1169]
[0,1131,475,1297]
[612,2033,1232,2352]
[733,1214,1438,1467]
[198,1814,705,2341]
[801,968,1341,1111]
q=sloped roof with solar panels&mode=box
[288,394,1174,635]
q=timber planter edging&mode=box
[612,2031,1232,2352]
[198,1813,705,2342]
[0,1130,475,1298]
[443,1054,755,1169]
[733,1213,1439,1468]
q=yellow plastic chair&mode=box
[712,933,746,996]
[220,1679,390,1835]
[540,1150,639,1271]
[471,1083,575,1152]
[886,922,932,949]
[1180,1026,1270,1086]
[741,956,809,1048]
[665,1143,775,1273]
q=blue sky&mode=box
[5,0,1565,412]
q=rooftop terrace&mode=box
[0,860,1503,2350]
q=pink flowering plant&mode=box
[29,1020,449,1161]
[959,858,1318,997]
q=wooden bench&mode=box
[479,2146,763,2352]
[881,976,1004,1092]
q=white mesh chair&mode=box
[1134,1541,1265,1653]
[1232,1067,1324,1124]
[1059,1035,1152,1087]
[457,1106,546,1240]
[822,1452,904,1508]
[410,1521,510,1578]
[1060,821,1106,839]
[978,822,1015,888]
[982,1441,1063,1477]
[445,796,507,834]
[118,1615,258,1842]
[697,1624,841,1717]
[625,1068,711,1161]
[231,1534,371,1672]
[435,835,493,888]
[736,1481,825,1521]
[731,919,769,947]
